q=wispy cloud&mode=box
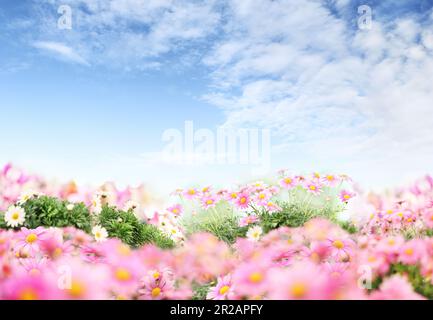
[32,41,89,66]
[12,0,433,186]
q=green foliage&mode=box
[97,205,175,249]
[339,221,358,234]
[181,203,245,244]
[191,281,214,300]
[391,264,433,299]
[257,201,341,232]
[371,263,433,299]
[0,196,174,249]
[1,196,93,232]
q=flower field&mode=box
[1,163,433,300]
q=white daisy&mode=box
[66,203,75,211]
[91,195,102,214]
[5,206,26,227]
[17,190,41,205]
[92,225,108,242]
[124,200,139,213]
[246,226,263,242]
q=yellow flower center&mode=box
[115,268,131,281]
[117,244,131,256]
[310,252,320,262]
[327,175,334,181]
[172,209,179,214]
[29,268,40,276]
[19,288,39,300]
[284,178,292,184]
[53,248,63,258]
[259,194,265,199]
[153,272,160,279]
[240,197,247,204]
[291,283,307,298]
[188,189,196,195]
[151,287,161,297]
[219,285,230,295]
[388,239,395,246]
[230,193,237,199]
[343,194,350,200]
[12,212,20,220]
[368,255,376,262]
[405,248,414,256]
[333,240,344,249]
[206,199,214,205]
[69,281,85,298]
[309,185,316,191]
[26,233,38,244]
[249,272,263,283]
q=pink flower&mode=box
[267,262,331,300]
[201,195,217,210]
[239,215,259,227]
[1,273,60,300]
[370,275,425,300]
[422,209,433,229]
[254,190,271,206]
[183,188,199,200]
[167,204,183,216]
[207,275,236,300]
[19,258,49,276]
[235,192,250,210]
[80,244,106,263]
[323,174,340,187]
[304,181,323,195]
[226,191,239,202]
[57,257,112,300]
[339,190,355,203]
[231,261,269,298]
[264,201,282,213]
[327,238,355,262]
[399,240,424,265]
[138,269,175,300]
[40,232,73,260]
[15,227,49,254]
[279,176,296,189]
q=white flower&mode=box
[161,224,184,243]
[246,226,263,242]
[17,190,41,204]
[124,200,139,213]
[92,225,108,242]
[5,206,26,227]
[91,195,102,214]
[66,204,75,211]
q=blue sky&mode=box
[1,0,433,192]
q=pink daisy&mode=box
[235,192,250,210]
[339,190,355,203]
[207,275,236,300]
[15,227,49,254]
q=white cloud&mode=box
[31,0,221,68]
[200,1,433,187]
[21,0,433,187]
[32,41,89,65]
